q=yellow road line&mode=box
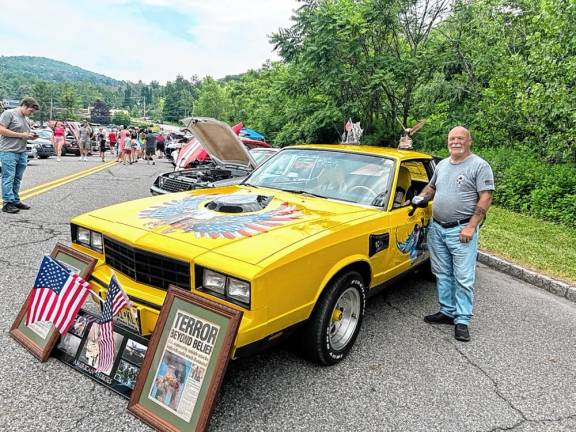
[2,160,117,204]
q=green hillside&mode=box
[0,56,122,87]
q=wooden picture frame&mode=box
[128,286,242,432]
[9,243,97,362]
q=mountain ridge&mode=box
[0,55,123,87]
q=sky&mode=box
[0,0,301,83]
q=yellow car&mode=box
[70,118,435,365]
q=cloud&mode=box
[0,0,300,83]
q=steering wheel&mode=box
[348,185,378,200]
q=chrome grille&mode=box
[104,237,190,290]
[160,177,194,192]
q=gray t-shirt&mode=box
[0,109,31,153]
[79,126,91,141]
[429,154,495,223]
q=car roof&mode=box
[283,144,432,161]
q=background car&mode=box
[150,125,277,195]
[26,129,55,159]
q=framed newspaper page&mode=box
[9,244,97,362]
[128,286,242,432]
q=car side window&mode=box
[392,160,432,209]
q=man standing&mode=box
[416,126,494,342]
[144,128,156,165]
[78,122,92,161]
[0,97,39,213]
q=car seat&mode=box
[393,166,412,208]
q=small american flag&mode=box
[96,274,130,373]
[26,256,91,335]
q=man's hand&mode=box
[22,131,36,139]
[459,225,475,243]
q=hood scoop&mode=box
[205,194,273,213]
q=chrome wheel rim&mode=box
[328,287,361,351]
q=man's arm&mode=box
[0,124,34,139]
[460,190,493,242]
[418,184,436,201]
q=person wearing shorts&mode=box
[52,121,66,161]
[97,128,106,162]
[78,122,92,161]
[122,133,133,165]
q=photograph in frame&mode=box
[9,244,97,362]
[128,287,242,432]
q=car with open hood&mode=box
[150,119,275,195]
[70,117,435,365]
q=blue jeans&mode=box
[0,151,27,204]
[427,221,479,325]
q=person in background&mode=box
[418,126,494,342]
[78,122,92,162]
[155,131,165,158]
[144,128,156,165]
[123,131,133,165]
[117,126,127,162]
[108,128,117,156]
[97,127,106,162]
[0,97,39,213]
[53,121,66,161]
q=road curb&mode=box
[478,251,576,303]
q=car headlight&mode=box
[91,231,103,252]
[73,225,104,254]
[77,227,91,246]
[203,269,226,295]
[227,278,250,304]
[197,266,251,308]
[158,177,165,187]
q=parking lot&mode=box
[1,156,576,431]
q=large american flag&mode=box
[96,274,130,373]
[26,256,91,335]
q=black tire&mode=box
[301,271,366,365]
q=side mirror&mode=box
[408,196,428,216]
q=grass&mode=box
[480,207,576,284]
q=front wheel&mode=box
[301,271,366,365]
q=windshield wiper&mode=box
[242,183,260,188]
[286,190,325,198]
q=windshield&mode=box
[247,148,394,207]
[249,149,277,165]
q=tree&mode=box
[91,99,111,124]
[59,84,79,120]
[111,111,131,127]
[194,78,231,120]
[31,80,52,125]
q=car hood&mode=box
[80,186,375,265]
[182,117,257,170]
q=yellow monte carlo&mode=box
[70,118,436,365]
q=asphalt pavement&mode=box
[1,154,575,432]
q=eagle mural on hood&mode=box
[139,194,303,239]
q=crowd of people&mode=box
[58,122,167,164]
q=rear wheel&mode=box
[301,271,366,365]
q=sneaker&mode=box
[56,157,61,162]
[424,312,454,325]
[2,203,20,213]
[455,324,471,342]
[14,202,31,210]
[152,161,155,165]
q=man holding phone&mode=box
[0,97,39,213]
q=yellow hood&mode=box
[80,186,376,265]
